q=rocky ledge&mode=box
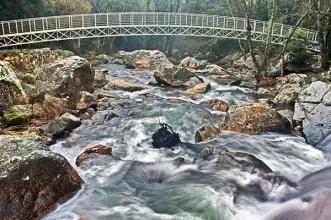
[0,135,84,219]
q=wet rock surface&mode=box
[0,135,83,220]
[76,144,113,167]
[106,80,147,92]
[184,82,211,94]
[220,102,293,134]
[195,125,220,143]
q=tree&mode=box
[46,0,92,15]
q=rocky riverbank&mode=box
[0,48,330,219]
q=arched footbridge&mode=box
[0,12,320,51]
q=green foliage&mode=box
[286,30,310,63]
[46,0,92,15]
[3,108,29,126]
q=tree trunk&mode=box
[262,0,278,70]
[242,0,262,82]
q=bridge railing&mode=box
[0,12,317,41]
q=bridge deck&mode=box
[0,12,319,51]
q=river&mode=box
[43,64,328,220]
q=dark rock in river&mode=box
[0,135,83,220]
[293,81,331,151]
[220,102,293,134]
[76,144,113,167]
[41,112,81,137]
[152,123,181,148]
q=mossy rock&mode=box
[3,108,29,126]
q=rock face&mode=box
[274,74,308,104]
[0,61,25,108]
[184,83,211,94]
[36,56,95,102]
[154,65,203,88]
[195,125,220,143]
[179,57,201,69]
[118,50,173,69]
[76,91,97,110]
[293,81,331,149]
[0,135,83,220]
[205,64,227,75]
[41,113,81,137]
[199,99,229,112]
[76,144,113,167]
[220,102,293,134]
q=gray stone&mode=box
[36,56,95,101]
[0,135,83,220]
[179,57,201,69]
[298,81,331,103]
[41,112,81,137]
[112,59,125,65]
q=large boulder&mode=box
[154,65,203,88]
[118,50,173,69]
[0,135,83,220]
[0,61,25,108]
[152,123,181,148]
[293,81,331,150]
[220,102,293,134]
[36,56,95,102]
[273,74,308,104]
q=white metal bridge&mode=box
[0,12,320,51]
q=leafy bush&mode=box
[286,29,311,63]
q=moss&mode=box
[3,108,29,126]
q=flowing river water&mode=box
[44,64,328,220]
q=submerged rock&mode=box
[36,56,95,103]
[0,61,25,108]
[220,102,293,134]
[199,99,229,112]
[76,144,113,167]
[41,113,81,137]
[118,50,173,69]
[293,81,331,150]
[152,123,181,148]
[154,65,203,88]
[195,125,220,143]
[0,135,83,220]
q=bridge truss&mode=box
[0,12,320,51]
